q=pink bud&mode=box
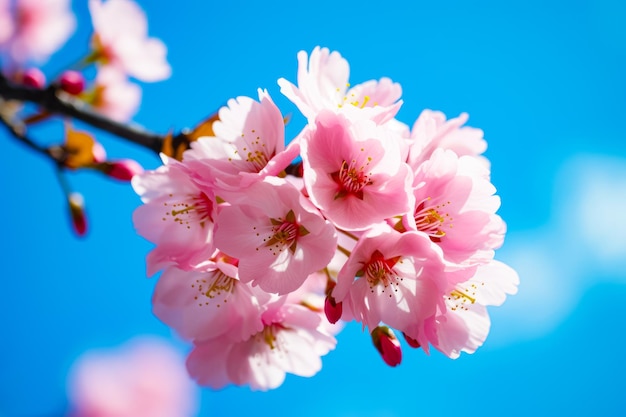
[104,159,144,181]
[324,295,343,324]
[371,326,402,367]
[402,332,421,349]
[68,192,87,236]
[59,70,85,95]
[22,68,46,89]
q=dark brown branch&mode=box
[0,72,302,176]
[0,112,53,158]
[0,72,186,155]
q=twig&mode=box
[0,72,187,154]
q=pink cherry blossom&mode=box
[424,260,519,358]
[332,225,452,345]
[214,176,337,295]
[278,46,403,124]
[406,109,487,168]
[152,256,271,343]
[402,148,505,265]
[67,337,198,417]
[0,0,13,45]
[132,156,217,276]
[83,66,141,122]
[1,0,75,64]
[88,0,170,82]
[184,89,296,192]
[301,110,412,231]
[187,297,337,391]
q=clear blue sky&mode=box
[2,0,626,416]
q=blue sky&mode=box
[2,0,626,416]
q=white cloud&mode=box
[488,153,626,346]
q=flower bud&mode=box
[22,68,46,89]
[402,332,421,349]
[59,70,85,95]
[371,326,402,367]
[99,159,144,181]
[324,295,343,324]
[68,192,87,236]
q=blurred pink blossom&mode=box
[67,337,198,417]
[86,66,141,122]
[89,0,171,81]
[1,0,75,64]
[0,0,13,45]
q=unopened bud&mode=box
[68,192,87,236]
[59,70,85,95]
[99,159,144,181]
[371,326,402,367]
[402,332,421,349]
[22,68,46,89]
[324,295,343,324]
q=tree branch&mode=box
[0,72,189,155]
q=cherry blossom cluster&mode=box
[132,46,519,390]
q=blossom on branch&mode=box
[132,156,218,276]
[278,46,402,124]
[88,0,171,82]
[401,148,506,266]
[84,66,142,122]
[127,46,519,387]
[301,110,412,231]
[0,0,75,65]
[184,89,297,191]
[215,177,337,295]
[152,256,271,343]
[187,294,338,391]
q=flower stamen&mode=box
[414,197,453,242]
[162,192,214,229]
[331,159,373,200]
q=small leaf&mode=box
[64,124,101,169]
[161,131,175,158]
[187,111,219,141]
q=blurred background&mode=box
[1,0,626,415]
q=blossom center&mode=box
[191,271,236,308]
[260,209,309,255]
[336,84,376,109]
[359,250,403,296]
[447,282,484,311]
[231,129,274,172]
[253,323,287,350]
[414,198,453,242]
[332,159,373,200]
[162,192,214,229]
